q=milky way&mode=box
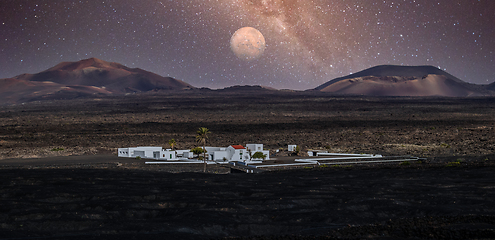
[1,0,494,90]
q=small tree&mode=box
[196,127,210,172]
[191,147,205,156]
[252,152,267,160]
[168,139,176,150]
[295,146,300,155]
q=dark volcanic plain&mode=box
[1,90,495,239]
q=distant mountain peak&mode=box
[43,58,126,72]
[0,58,194,104]
[315,65,493,97]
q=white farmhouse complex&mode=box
[118,144,270,162]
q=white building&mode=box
[288,145,298,152]
[246,144,263,152]
[204,147,229,161]
[246,144,270,160]
[227,145,248,161]
[154,149,176,160]
[118,146,176,160]
[118,147,162,159]
[224,144,270,162]
[175,149,192,158]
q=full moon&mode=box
[230,27,266,61]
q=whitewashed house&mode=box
[176,149,193,158]
[118,146,176,160]
[246,144,270,160]
[246,144,263,152]
[118,148,132,157]
[288,145,298,152]
[227,145,248,161]
[203,147,229,161]
[154,149,176,160]
[202,144,270,161]
[118,147,162,158]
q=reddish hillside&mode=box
[0,58,195,104]
[319,75,483,97]
[0,78,65,104]
[315,65,492,97]
[14,58,193,92]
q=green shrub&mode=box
[400,161,411,166]
[252,152,267,160]
[135,156,141,160]
[320,164,328,168]
[440,143,451,148]
[446,162,460,167]
[294,146,300,154]
[191,147,205,155]
[51,147,64,151]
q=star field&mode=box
[1,0,494,90]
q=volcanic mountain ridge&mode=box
[0,58,193,104]
[315,65,494,97]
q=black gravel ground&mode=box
[1,157,495,239]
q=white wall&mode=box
[175,150,190,157]
[158,150,176,160]
[118,148,131,157]
[118,147,163,159]
[183,151,194,159]
[246,144,263,152]
[213,151,229,161]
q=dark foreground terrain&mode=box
[1,92,495,239]
[1,159,495,239]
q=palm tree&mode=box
[168,139,176,150]
[196,127,210,172]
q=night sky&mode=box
[1,0,494,90]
